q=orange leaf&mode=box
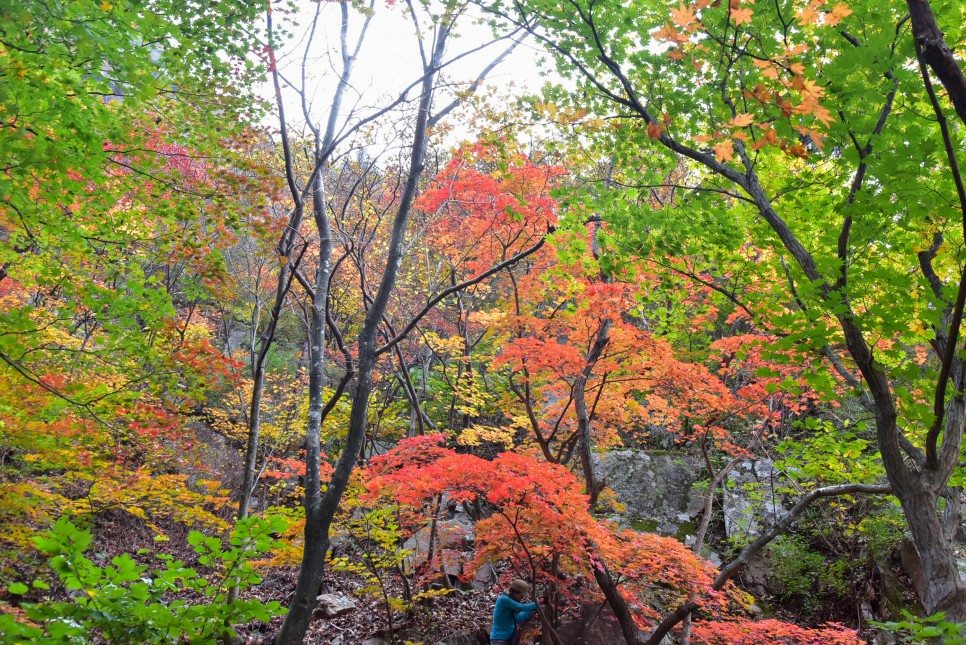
[796,5,819,25]
[670,2,698,28]
[812,105,835,128]
[654,22,690,44]
[732,7,753,24]
[729,113,755,127]
[714,139,734,162]
[825,3,852,26]
[799,77,824,100]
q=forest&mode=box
[2,0,966,643]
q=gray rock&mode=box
[593,450,703,537]
[402,509,476,577]
[734,549,774,598]
[471,563,497,590]
[722,459,789,540]
[227,328,251,354]
[595,451,799,548]
[314,593,357,618]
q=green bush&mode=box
[877,611,966,643]
[770,535,849,613]
[0,514,287,643]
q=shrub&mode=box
[0,514,287,643]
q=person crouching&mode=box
[490,579,537,645]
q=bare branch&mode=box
[376,227,553,356]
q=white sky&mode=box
[264,1,551,145]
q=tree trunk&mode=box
[575,211,611,507]
[891,477,966,619]
[906,0,966,126]
[276,23,450,643]
[574,319,609,507]
[274,158,338,643]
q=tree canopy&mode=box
[2,0,966,643]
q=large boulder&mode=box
[595,451,797,546]
[402,508,476,578]
[593,450,704,538]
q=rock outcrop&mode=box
[593,450,704,538]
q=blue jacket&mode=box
[490,593,537,641]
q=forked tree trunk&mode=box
[275,23,451,644]
[902,0,966,617]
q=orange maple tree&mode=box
[363,435,861,644]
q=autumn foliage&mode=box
[363,435,860,643]
[6,0,954,639]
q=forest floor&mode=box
[236,566,495,644]
[83,511,495,644]
[12,507,910,644]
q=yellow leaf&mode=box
[457,424,514,448]
[100,0,113,9]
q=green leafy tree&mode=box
[483,0,966,626]
[0,0,264,404]
[0,0,270,567]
